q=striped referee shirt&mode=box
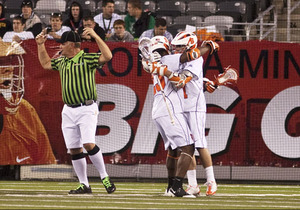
[51,50,101,105]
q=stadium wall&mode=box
[1,40,299,181]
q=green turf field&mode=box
[0,181,299,209]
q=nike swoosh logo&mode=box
[16,156,30,163]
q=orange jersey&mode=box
[0,99,56,165]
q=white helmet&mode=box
[149,36,170,54]
[171,31,198,52]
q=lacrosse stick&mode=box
[138,38,175,125]
[214,66,239,87]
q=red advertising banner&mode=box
[0,40,299,167]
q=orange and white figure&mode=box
[0,41,56,165]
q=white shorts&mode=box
[184,111,207,148]
[154,113,194,150]
[61,103,99,149]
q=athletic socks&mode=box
[88,148,108,179]
[167,177,174,189]
[205,166,216,182]
[186,169,198,187]
[172,177,184,191]
[71,158,89,187]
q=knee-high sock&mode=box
[88,149,108,179]
[72,158,89,187]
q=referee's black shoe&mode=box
[102,176,116,194]
[69,183,92,194]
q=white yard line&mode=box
[0,191,299,209]
[1,197,300,204]
[0,188,162,192]
[220,184,300,188]
[0,200,298,209]
[1,188,300,196]
[2,193,300,200]
[0,204,135,209]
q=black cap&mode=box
[21,0,33,8]
[56,31,81,43]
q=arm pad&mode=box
[186,48,201,61]
[201,40,219,55]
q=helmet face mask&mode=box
[138,37,151,60]
[172,44,186,54]
[0,55,24,114]
[171,31,198,54]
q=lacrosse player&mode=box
[171,31,217,196]
[141,36,196,198]
[143,32,219,196]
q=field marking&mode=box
[0,188,162,193]
[1,182,299,188]
[0,198,299,209]
[1,197,300,205]
[0,199,298,209]
[2,193,300,199]
[1,191,299,209]
[1,188,300,197]
[220,184,300,188]
[0,204,135,209]
[1,182,300,209]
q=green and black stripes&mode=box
[51,51,101,105]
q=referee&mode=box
[36,29,116,194]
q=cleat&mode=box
[102,176,116,194]
[205,181,217,196]
[170,187,196,198]
[69,183,92,194]
[163,188,173,197]
[186,185,200,197]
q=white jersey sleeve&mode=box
[180,56,203,80]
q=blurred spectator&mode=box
[0,1,13,38]
[139,17,173,43]
[107,19,134,42]
[125,0,155,39]
[63,1,83,32]
[20,0,42,37]
[44,13,71,40]
[94,0,121,39]
[3,16,34,42]
[78,15,105,41]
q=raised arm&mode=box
[179,40,219,63]
[82,27,112,65]
[35,33,52,70]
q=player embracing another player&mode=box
[140,31,219,197]
[141,36,196,198]
[171,32,218,196]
